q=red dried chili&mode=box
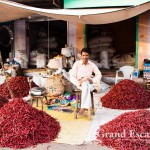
[0,98,61,149]
[101,79,150,109]
[0,76,36,99]
[97,109,150,150]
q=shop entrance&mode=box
[28,19,67,68]
[86,17,136,72]
[0,25,13,63]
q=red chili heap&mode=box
[0,76,36,99]
[97,109,150,150]
[101,79,150,109]
[0,95,8,109]
[0,98,61,149]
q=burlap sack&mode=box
[62,78,74,93]
[45,75,65,96]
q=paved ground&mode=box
[1,141,113,150]
[46,142,113,150]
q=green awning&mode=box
[64,0,150,8]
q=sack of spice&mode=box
[45,75,65,96]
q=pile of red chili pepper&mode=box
[0,95,8,109]
[97,109,150,150]
[101,79,150,109]
[0,76,36,99]
[0,98,61,149]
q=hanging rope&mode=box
[1,63,14,99]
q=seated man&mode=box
[70,48,102,117]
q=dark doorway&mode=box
[0,24,13,63]
[29,20,67,58]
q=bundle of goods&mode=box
[54,55,67,68]
[54,68,69,80]
[45,75,65,96]
[30,48,47,67]
[88,35,113,46]
[101,79,150,109]
[97,109,150,150]
[14,50,28,68]
[47,58,61,69]
[88,35,116,69]
[112,53,135,68]
[61,45,75,68]
[0,98,61,149]
[53,68,74,92]
[0,95,8,108]
[49,54,73,69]
[0,76,36,99]
[99,50,110,69]
[36,37,58,49]
[29,50,38,66]
[36,53,46,68]
[61,47,73,57]
[90,60,103,69]
[44,92,75,109]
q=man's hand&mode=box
[87,78,93,84]
[82,77,93,84]
[79,77,93,85]
[79,79,82,86]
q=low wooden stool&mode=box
[74,88,95,119]
[31,94,48,111]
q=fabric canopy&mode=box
[0,0,150,24]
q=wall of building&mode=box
[67,23,85,56]
[137,10,150,70]
[14,19,27,58]
[14,19,29,68]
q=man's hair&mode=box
[81,48,91,55]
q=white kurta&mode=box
[78,81,95,108]
[70,60,102,108]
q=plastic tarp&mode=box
[0,0,150,24]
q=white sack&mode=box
[100,50,110,69]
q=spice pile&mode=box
[101,79,150,109]
[0,98,61,149]
[0,95,8,108]
[97,109,150,150]
[0,76,36,99]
